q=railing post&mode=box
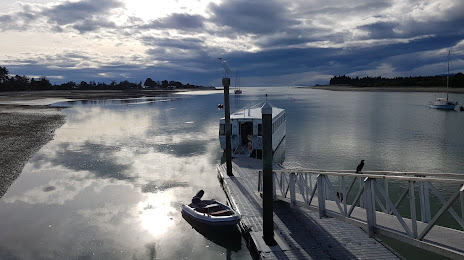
[461,185,464,222]
[290,173,296,206]
[419,180,431,223]
[304,173,309,204]
[258,170,262,192]
[359,178,364,208]
[317,174,326,218]
[409,180,418,238]
[385,179,390,213]
[364,177,376,237]
[342,176,347,216]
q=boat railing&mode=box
[232,143,251,157]
[257,169,464,259]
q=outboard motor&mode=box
[192,190,204,204]
[194,190,204,199]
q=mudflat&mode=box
[0,89,205,198]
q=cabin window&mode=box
[258,124,262,136]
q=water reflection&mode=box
[182,213,242,252]
[1,88,463,260]
[139,192,176,237]
[0,92,250,260]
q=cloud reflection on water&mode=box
[0,94,241,260]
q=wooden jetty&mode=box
[218,157,402,259]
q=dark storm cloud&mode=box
[358,22,398,39]
[143,13,206,31]
[208,0,299,34]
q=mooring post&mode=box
[223,77,233,176]
[262,101,277,246]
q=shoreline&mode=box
[299,85,464,93]
[0,104,65,198]
[0,88,216,103]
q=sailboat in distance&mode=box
[429,50,459,110]
[234,69,242,94]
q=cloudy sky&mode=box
[1,0,463,86]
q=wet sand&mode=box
[0,89,208,198]
[300,85,464,93]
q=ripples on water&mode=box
[0,87,463,259]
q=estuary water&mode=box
[0,87,463,260]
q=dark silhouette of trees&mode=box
[0,66,8,83]
[144,78,157,88]
[0,65,207,92]
[329,73,464,88]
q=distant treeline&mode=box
[329,73,464,88]
[0,66,205,92]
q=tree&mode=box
[144,78,157,88]
[0,66,9,83]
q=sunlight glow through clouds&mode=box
[124,0,219,21]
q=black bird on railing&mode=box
[356,160,365,173]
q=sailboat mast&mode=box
[446,50,450,100]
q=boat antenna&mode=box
[217,58,232,78]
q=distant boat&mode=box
[234,69,242,94]
[429,50,458,110]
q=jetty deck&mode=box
[218,157,401,259]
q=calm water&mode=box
[0,87,463,260]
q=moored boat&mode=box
[429,50,459,110]
[181,190,241,226]
[219,101,286,158]
[429,98,458,110]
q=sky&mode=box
[1,0,463,87]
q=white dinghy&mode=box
[181,190,241,226]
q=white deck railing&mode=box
[258,169,464,259]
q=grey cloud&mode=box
[1,0,123,33]
[208,0,299,34]
[144,13,206,31]
[141,36,204,49]
[45,0,123,26]
[358,22,398,39]
[72,19,117,33]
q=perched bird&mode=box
[356,160,365,173]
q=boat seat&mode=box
[210,209,231,216]
[203,203,220,209]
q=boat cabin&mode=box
[219,105,286,158]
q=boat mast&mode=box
[446,50,450,101]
